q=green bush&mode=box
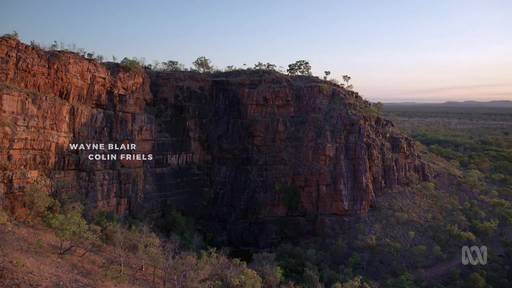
[363,105,381,118]
[250,252,283,287]
[45,203,93,255]
[158,207,196,244]
[419,181,436,193]
[120,57,143,72]
[21,176,53,223]
[446,224,476,242]
[93,210,118,230]
[473,219,499,236]
[163,249,262,287]
[463,170,485,191]
[488,199,512,224]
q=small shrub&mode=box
[163,249,262,287]
[120,57,143,72]
[463,170,484,191]
[93,210,118,230]
[446,224,476,242]
[384,273,416,288]
[2,31,19,39]
[473,219,499,236]
[339,276,373,288]
[20,176,52,223]
[158,208,195,241]
[250,252,283,287]
[419,181,436,193]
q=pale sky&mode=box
[1,0,510,102]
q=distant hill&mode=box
[383,100,512,108]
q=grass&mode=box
[0,223,155,287]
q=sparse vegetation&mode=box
[1,33,363,88]
[250,252,284,287]
[363,102,383,118]
[254,62,277,71]
[159,60,185,71]
[0,188,271,287]
[2,30,19,39]
[381,104,512,287]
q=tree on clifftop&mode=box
[161,60,185,71]
[287,60,312,76]
[342,74,353,90]
[254,62,277,71]
[193,56,214,73]
[323,71,331,80]
[120,57,144,72]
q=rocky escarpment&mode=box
[0,36,154,218]
[0,37,430,247]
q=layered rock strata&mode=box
[0,37,429,247]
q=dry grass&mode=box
[0,223,158,288]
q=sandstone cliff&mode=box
[0,37,429,247]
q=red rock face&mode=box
[0,37,430,247]
[0,37,153,217]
